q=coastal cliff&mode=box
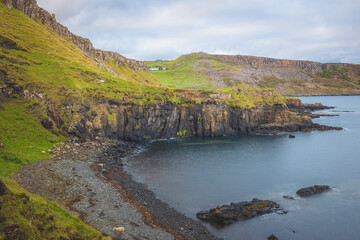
[69,101,312,141]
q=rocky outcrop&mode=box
[0,78,342,142]
[214,53,359,75]
[196,198,285,225]
[1,0,148,72]
[296,185,331,197]
[67,100,335,141]
[286,98,334,113]
[267,234,279,240]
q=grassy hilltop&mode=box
[146,52,360,95]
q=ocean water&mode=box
[125,96,360,240]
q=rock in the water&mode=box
[196,198,284,225]
[0,180,6,195]
[268,234,279,240]
[283,195,295,200]
[289,134,295,138]
[296,185,331,197]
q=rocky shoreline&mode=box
[13,138,220,240]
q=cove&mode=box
[125,96,360,240]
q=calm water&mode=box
[125,96,360,240]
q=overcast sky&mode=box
[37,0,360,63]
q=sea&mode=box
[125,96,360,240]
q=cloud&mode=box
[37,0,360,63]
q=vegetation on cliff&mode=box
[0,99,65,177]
[146,52,360,95]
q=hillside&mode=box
[146,52,360,95]
[0,0,343,239]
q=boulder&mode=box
[289,134,295,138]
[268,234,279,240]
[296,185,331,197]
[196,198,285,225]
[283,195,295,200]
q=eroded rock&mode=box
[196,198,285,225]
[296,185,331,198]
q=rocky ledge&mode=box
[196,198,286,225]
[296,185,331,198]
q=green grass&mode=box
[0,99,65,177]
[146,53,216,89]
[0,178,110,240]
[0,2,175,107]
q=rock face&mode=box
[68,101,337,141]
[296,185,331,198]
[1,0,148,73]
[286,98,334,113]
[0,179,7,195]
[196,198,284,225]
[215,54,358,76]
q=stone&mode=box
[196,198,285,225]
[289,134,295,138]
[4,224,23,240]
[0,179,7,195]
[296,185,331,198]
[267,234,279,240]
[41,118,53,130]
[283,195,295,200]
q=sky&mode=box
[36,0,360,63]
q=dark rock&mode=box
[296,185,331,198]
[267,234,279,240]
[0,35,26,51]
[0,179,7,195]
[0,197,3,210]
[0,215,5,223]
[196,198,285,225]
[41,118,53,130]
[289,134,295,138]
[4,224,25,240]
[283,195,295,200]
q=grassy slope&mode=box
[146,53,360,95]
[0,99,65,177]
[146,53,218,89]
[0,2,176,107]
[0,98,111,239]
[0,178,111,240]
